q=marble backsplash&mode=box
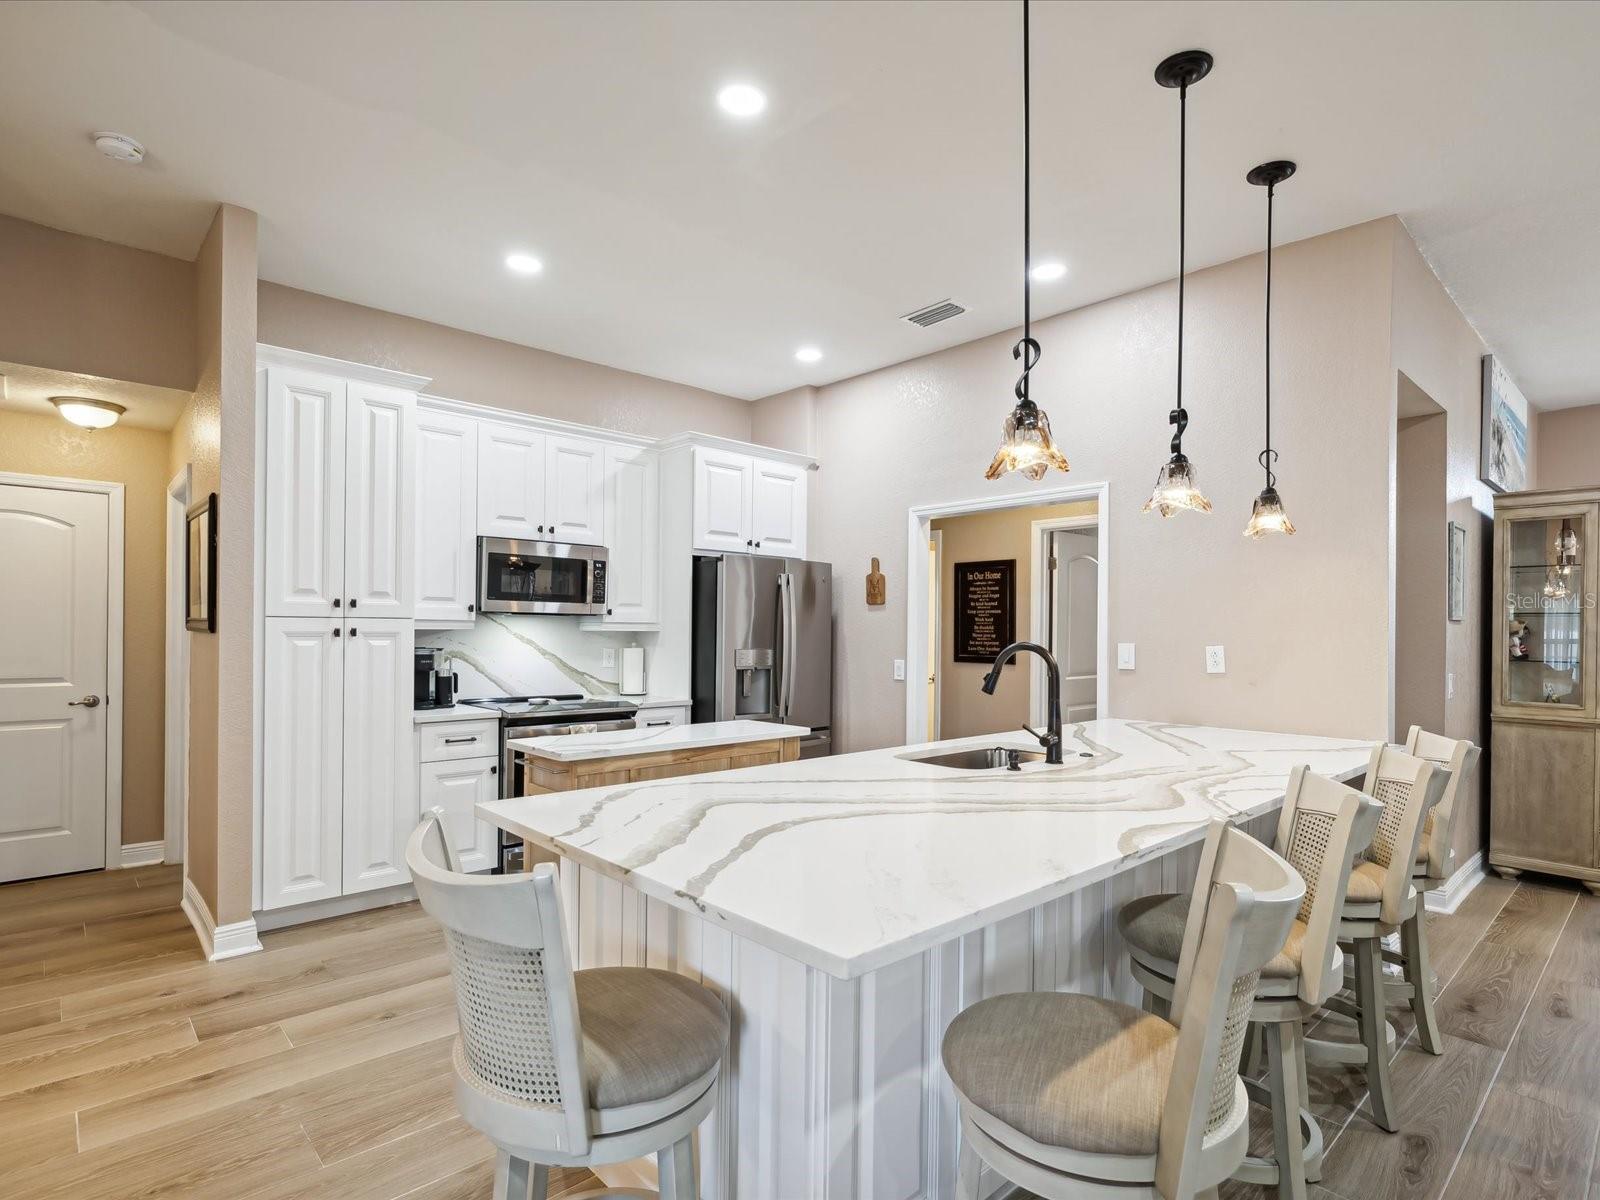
[418,614,655,699]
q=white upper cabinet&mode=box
[750,458,807,557]
[264,367,347,617]
[415,408,479,626]
[344,382,416,618]
[477,421,546,539]
[340,619,416,896]
[693,446,755,553]
[261,617,345,910]
[691,445,807,558]
[544,435,606,544]
[599,445,659,624]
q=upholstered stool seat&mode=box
[1121,894,1310,984]
[944,992,1180,1157]
[574,968,729,1113]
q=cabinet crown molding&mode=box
[656,431,818,470]
[420,394,657,449]
[256,343,432,392]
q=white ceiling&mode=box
[0,360,191,431]
[0,2,1596,407]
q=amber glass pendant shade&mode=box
[987,400,1070,481]
[1243,486,1295,538]
[1142,454,1211,518]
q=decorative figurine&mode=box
[1509,616,1530,660]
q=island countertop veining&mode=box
[507,718,810,762]
[478,718,1374,978]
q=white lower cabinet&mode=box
[418,754,499,874]
[261,616,416,911]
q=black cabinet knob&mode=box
[332,627,341,638]
[490,765,498,775]
[349,598,358,609]
[349,627,357,637]
[467,603,475,613]
[332,597,341,609]
[746,539,753,546]
[607,608,613,615]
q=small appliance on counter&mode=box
[619,644,647,695]
[460,693,640,871]
[414,648,458,710]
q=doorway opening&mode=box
[906,482,1108,744]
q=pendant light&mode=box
[1142,50,1214,517]
[985,0,1070,482]
[1243,160,1297,538]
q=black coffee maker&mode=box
[414,648,458,710]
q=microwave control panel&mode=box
[591,560,607,605]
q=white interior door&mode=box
[1048,528,1100,723]
[0,483,110,882]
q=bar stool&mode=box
[406,810,729,1200]
[941,820,1304,1200]
[1393,726,1480,1054]
[1307,745,1447,1131]
[1118,768,1380,1200]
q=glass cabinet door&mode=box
[1504,509,1591,710]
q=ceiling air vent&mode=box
[901,298,966,329]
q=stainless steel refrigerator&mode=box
[692,554,833,757]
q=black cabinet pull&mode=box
[746,539,753,546]
[490,765,498,775]
[467,603,475,613]
[332,627,341,638]
[332,597,341,608]
[607,607,613,615]
[646,719,671,727]
[349,598,357,609]
[443,736,478,745]
[349,627,357,637]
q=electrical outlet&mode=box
[1117,643,1136,670]
[601,648,617,670]
[1205,645,1226,674]
[893,658,906,681]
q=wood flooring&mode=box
[0,865,601,1199]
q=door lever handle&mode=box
[68,694,101,708]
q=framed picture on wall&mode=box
[186,492,217,633]
[954,559,1016,663]
[1480,355,1529,493]
[1447,520,1466,623]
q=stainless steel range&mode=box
[460,693,639,871]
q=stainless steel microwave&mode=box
[477,537,608,615]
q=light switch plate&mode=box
[601,648,617,670]
[1205,645,1225,674]
[1117,643,1136,670]
[893,658,906,681]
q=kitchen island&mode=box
[479,719,1373,1200]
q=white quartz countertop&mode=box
[479,719,1374,979]
[507,719,810,762]
[412,704,498,725]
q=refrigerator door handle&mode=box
[781,573,798,719]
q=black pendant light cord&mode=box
[1012,0,1040,409]
[1168,78,1189,459]
[1260,179,1277,489]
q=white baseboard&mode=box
[252,882,417,932]
[182,876,263,961]
[1425,850,1486,915]
[116,841,166,869]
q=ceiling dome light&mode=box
[1029,260,1067,282]
[504,253,543,275]
[717,83,767,118]
[794,345,823,364]
[985,0,1070,483]
[51,396,125,430]
[92,131,145,164]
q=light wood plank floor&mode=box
[0,865,602,1199]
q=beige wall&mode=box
[1535,404,1600,490]
[932,502,1095,738]
[1394,409,1448,740]
[0,213,195,392]
[770,218,1398,757]
[0,411,170,845]
[257,282,751,441]
[173,204,258,926]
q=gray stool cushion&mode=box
[941,991,1178,1156]
[1345,861,1384,904]
[1122,893,1306,979]
[574,967,729,1110]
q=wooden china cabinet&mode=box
[1490,488,1600,893]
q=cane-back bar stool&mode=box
[1119,768,1380,1199]
[407,811,729,1200]
[1305,745,1448,1131]
[941,820,1305,1200]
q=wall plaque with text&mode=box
[954,559,1016,663]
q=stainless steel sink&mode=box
[908,746,1048,770]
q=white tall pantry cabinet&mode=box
[258,348,427,914]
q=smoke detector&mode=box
[92,132,145,164]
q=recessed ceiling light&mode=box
[717,83,767,119]
[1029,260,1067,282]
[91,131,145,164]
[51,396,125,429]
[794,346,823,364]
[504,253,543,275]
